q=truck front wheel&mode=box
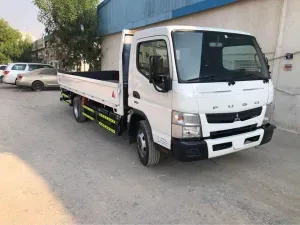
[73,96,87,123]
[136,120,160,166]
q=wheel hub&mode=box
[137,129,147,157]
[74,101,79,118]
[35,82,42,90]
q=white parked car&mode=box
[0,65,7,83]
[0,65,6,73]
[2,63,54,85]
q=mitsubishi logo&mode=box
[234,113,241,122]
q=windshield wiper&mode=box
[186,76,220,83]
[242,73,269,83]
[185,77,202,82]
[186,76,236,85]
[233,69,269,83]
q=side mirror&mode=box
[264,56,268,64]
[264,55,271,72]
[264,55,269,65]
[149,55,171,92]
[149,55,163,82]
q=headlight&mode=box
[263,103,274,125]
[172,111,202,139]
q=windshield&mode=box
[172,31,270,83]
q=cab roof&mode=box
[134,26,252,39]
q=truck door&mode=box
[119,30,135,114]
[129,36,173,149]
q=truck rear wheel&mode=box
[73,96,87,123]
[136,120,160,166]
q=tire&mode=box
[32,81,44,92]
[73,96,87,123]
[136,120,160,166]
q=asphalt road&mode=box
[0,84,299,224]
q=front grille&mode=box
[206,107,262,124]
[210,124,258,139]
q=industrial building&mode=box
[97,0,300,133]
[31,35,89,71]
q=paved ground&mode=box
[0,84,299,224]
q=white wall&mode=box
[101,33,122,70]
[271,0,300,133]
[101,0,300,132]
[101,0,281,68]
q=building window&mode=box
[137,40,169,77]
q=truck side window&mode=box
[137,40,169,77]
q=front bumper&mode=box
[172,124,276,161]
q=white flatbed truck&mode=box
[58,26,275,166]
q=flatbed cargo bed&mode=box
[58,70,123,114]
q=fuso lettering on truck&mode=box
[58,26,276,167]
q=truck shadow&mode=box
[13,87,61,92]
[0,84,60,92]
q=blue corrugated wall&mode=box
[97,0,237,36]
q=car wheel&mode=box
[136,120,160,167]
[73,96,87,123]
[32,81,44,92]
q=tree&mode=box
[0,19,33,64]
[19,36,34,62]
[33,0,101,70]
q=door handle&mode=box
[133,91,140,99]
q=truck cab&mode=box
[127,26,275,163]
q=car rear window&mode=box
[39,68,57,75]
[0,66,6,70]
[12,64,26,71]
[29,64,54,71]
[43,65,54,68]
[28,64,42,71]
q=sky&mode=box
[0,0,46,40]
